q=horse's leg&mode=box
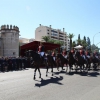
[46,66,49,77]
[37,67,41,78]
[62,63,65,70]
[66,64,68,73]
[34,67,38,80]
[86,61,89,73]
[80,65,82,72]
[68,64,71,73]
[56,62,59,71]
[51,66,53,76]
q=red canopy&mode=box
[20,41,60,56]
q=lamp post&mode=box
[93,32,100,45]
[96,42,100,46]
[92,32,100,52]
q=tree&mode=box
[81,40,87,49]
[76,39,82,45]
[86,37,91,51]
[77,34,81,45]
[78,34,80,40]
[68,33,74,50]
[42,36,50,42]
[83,36,86,42]
[72,41,76,47]
[48,39,55,43]
[54,40,64,46]
[91,44,100,52]
[81,36,87,49]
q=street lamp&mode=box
[93,32,100,45]
[92,32,100,52]
[96,42,100,46]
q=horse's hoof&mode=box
[39,75,41,78]
[62,68,65,70]
[33,76,36,80]
[39,76,41,78]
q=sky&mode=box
[0,0,100,47]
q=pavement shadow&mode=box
[54,70,67,75]
[35,76,63,87]
[87,72,100,77]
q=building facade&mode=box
[35,24,70,50]
[0,25,20,57]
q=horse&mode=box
[56,53,68,72]
[75,51,88,72]
[91,55,100,70]
[27,50,42,80]
[45,54,56,76]
[68,51,76,73]
[27,50,55,79]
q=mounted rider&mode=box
[52,50,56,61]
[80,49,87,60]
[93,51,99,60]
[62,49,67,59]
[38,42,45,63]
[85,50,90,58]
[71,48,75,58]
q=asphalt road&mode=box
[0,68,100,100]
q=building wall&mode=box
[35,24,48,41]
[35,24,70,50]
[0,25,19,57]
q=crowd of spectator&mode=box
[0,56,32,72]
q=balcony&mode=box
[51,36,58,39]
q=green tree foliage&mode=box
[83,36,86,42]
[72,41,76,47]
[86,37,91,50]
[76,39,82,45]
[42,36,50,42]
[91,44,100,52]
[68,33,74,50]
[78,34,80,40]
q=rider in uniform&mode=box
[38,42,45,63]
[85,50,90,58]
[62,49,67,59]
[93,51,99,60]
[80,49,86,60]
[52,51,56,61]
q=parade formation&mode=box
[25,42,100,80]
[0,42,100,81]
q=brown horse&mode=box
[26,50,55,79]
[56,53,68,71]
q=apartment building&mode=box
[35,24,70,50]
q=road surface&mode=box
[0,68,100,100]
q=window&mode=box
[51,30,58,36]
